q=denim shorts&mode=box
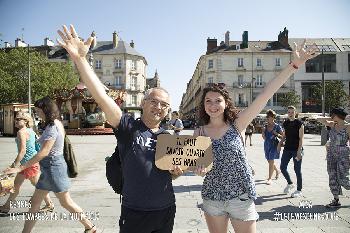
[202,193,259,221]
[36,155,70,193]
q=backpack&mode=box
[63,135,78,178]
[106,145,123,194]
[105,120,169,194]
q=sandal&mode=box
[40,203,54,212]
[0,205,10,214]
[84,225,97,233]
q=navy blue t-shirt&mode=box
[114,114,175,211]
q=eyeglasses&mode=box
[15,118,25,121]
[146,98,170,110]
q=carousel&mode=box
[52,83,126,134]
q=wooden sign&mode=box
[155,135,213,172]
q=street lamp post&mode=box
[251,77,256,104]
[320,49,328,145]
[321,49,325,116]
[28,44,31,115]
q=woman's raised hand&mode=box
[291,40,320,68]
[57,25,94,62]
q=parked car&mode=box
[303,119,322,134]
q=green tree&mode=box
[0,48,79,104]
[279,90,301,109]
[311,80,348,113]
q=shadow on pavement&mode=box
[255,194,288,205]
[173,184,202,193]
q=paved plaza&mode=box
[0,131,349,232]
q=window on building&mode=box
[131,76,137,89]
[208,59,213,69]
[305,54,336,72]
[208,77,214,83]
[95,60,102,69]
[132,95,137,105]
[115,59,122,69]
[131,60,136,70]
[257,58,262,67]
[256,74,263,86]
[106,70,110,75]
[238,58,244,67]
[238,75,244,86]
[115,76,122,86]
[275,58,281,67]
[238,93,244,104]
[272,93,285,106]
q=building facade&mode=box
[291,38,350,113]
[89,32,148,117]
[4,32,159,119]
[180,29,350,120]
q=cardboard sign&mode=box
[155,135,213,172]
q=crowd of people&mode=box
[0,24,349,233]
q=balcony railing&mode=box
[232,82,251,88]
[253,82,266,88]
[126,85,141,91]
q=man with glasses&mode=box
[57,25,182,233]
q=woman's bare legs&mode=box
[28,174,52,207]
[204,213,229,233]
[230,218,256,233]
[54,191,94,230]
[22,189,49,233]
[267,160,280,184]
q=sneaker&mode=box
[325,199,341,208]
[291,190,303,198]
[283,184,294,194]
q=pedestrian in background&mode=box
[245,122,254,146]
[5,97,96,233]
[262,109,283,185]
[0,112,53,214]
[278,106,304,198]
[317,107,350,208]
[169,111,184,135]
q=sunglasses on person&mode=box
[15,118,26,121]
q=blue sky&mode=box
[1,0,349,110]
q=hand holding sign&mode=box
[155,135,213,172]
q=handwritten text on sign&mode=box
[155,135,213,171]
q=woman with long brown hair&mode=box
[194,41,319,233]
[4,97,96,233]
